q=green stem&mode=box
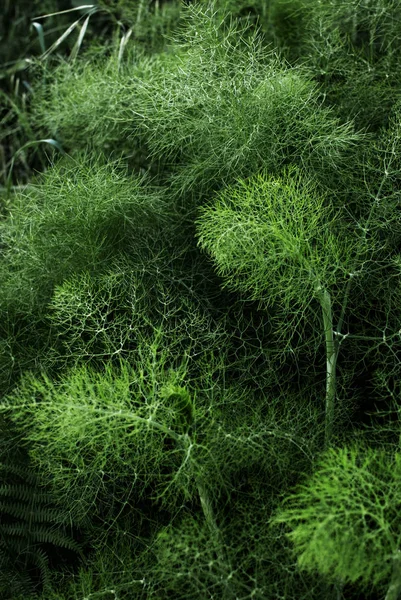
[335,578,344,600]
[186,435,233,594]
[179,431,223,541]
[385,551,401,600]
[196,479,222,540]
[196,477,234,599]
[315,282,336,449]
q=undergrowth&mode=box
[1,1,401,599]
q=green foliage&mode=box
[0,0,53,68]
[3,1,401,598]
[125,3,362,198]
[48,255,226,369]
[197,165,352,302]
[133,386,323,599]
[0,155,172,316]
[42,533,147,600]
[300,0,401,132]
[196,165,359,353]
[160,384,194,434]
[3,344,319,517]
[147,513,236,598]
[0,1,86,190]
[30,55,145,159]
[1,339,323,597]
[97,0,183,51]
[271,444,401,596]
[3,357,199,521]
[0,0,183,190]
[0,418,80,599]
[265,0,311,62]
[30,3,362,199]
[208,0,311,63]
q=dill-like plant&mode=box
[0,155,173,316]
[31,3,362,200]
[48,255,228,370]
[1,328,323,598]
[3,1,401,598]
[271,444,401,599]
[196,164,365,446]
[300,0,401,132]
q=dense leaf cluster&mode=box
[1,1,401,599]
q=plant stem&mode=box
[385,551,401,600]
[186,433,233,593]
[315,281,336,449]
[196,478,221,539]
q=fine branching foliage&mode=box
[2,1,401,598]
[196,164,357,313]
[196,164,367,444]
[299,0,401,132]
[30,2,363,201]
[47,255,227,369]
[271,444,401,599]
[3,346,322,598]
[0,155,173,316]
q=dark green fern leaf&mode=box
[0,457,81,598]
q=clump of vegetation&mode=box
[271,444,401,599]
[0,155,173,315]
[31,2,363,201]
[1,1,401,598]
[301,0,401,132]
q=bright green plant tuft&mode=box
[196,164,356,309]
[196,164,367,444]
[271,444,401,598]
[3,355,202,522]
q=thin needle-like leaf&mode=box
[70,14,92,61]
[118,28,133,69]
[33,5,95,20]
[32,22,46,54]
[40,19,81,60]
